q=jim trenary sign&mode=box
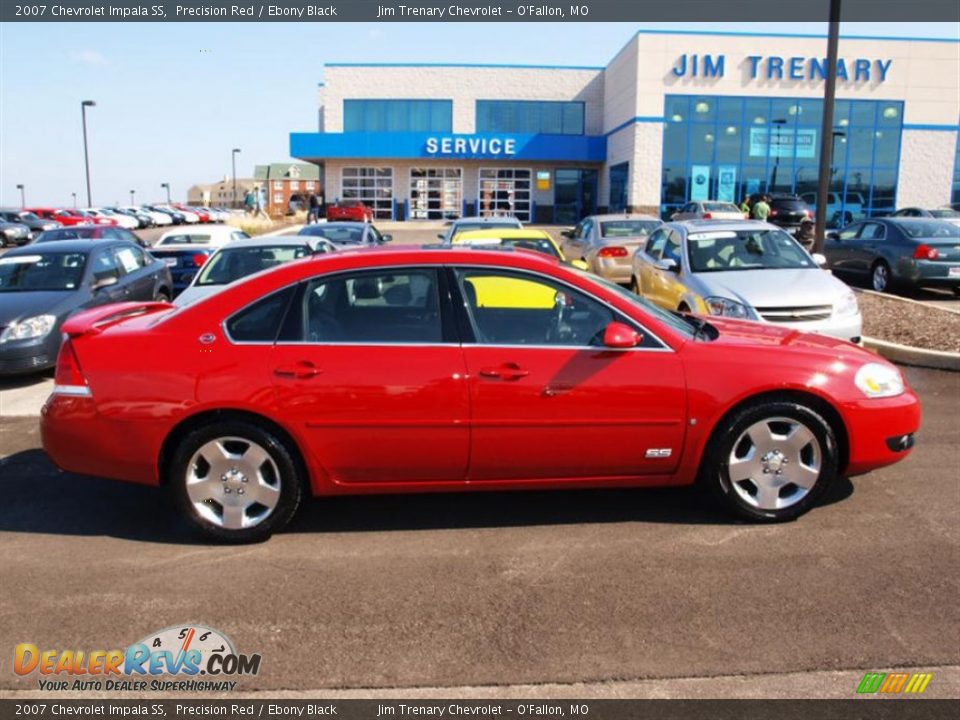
[672,54,894,83]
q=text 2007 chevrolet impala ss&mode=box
[41,246,920,542]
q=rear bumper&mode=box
[595,257,633,284]
[897,259,960,286]
[840,389,922,477]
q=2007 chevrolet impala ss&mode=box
[41,246,920,542]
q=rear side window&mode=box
[226,286,296,342]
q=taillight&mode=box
[192,253,209,267]
[769,209,779,217]
[53,339,91,397]
[913,244,940,260]
[598,246,628,258]
[805,209,813,218]
[702,213,713,219]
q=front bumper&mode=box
[841,389,921,477]
[0,335,60,375]
[756,312,863,343]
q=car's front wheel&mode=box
[170,420,304,542]
[701,401,838,522]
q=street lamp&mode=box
[16,184,25,207]
[130,189,136,205]
[160,183,171,204]
[81,100,96,207]
[71,192,77,208]
[231,148,241,209]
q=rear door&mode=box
[112,242,156,300]
[453,266,686,480]
[267,266,470,485]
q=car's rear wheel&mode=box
[871,261,891,293]
[170,420,303,543]
[701,401,838,522]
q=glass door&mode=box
[554,169,598,224]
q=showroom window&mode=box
[476,101,585,135]
[342,167,394,220]
[343,100,453,133]
[609,162,629,213]
[952,133,960,206]
[660,95,904,227]
[478,168,532,222]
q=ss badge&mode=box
[645,448,672,458]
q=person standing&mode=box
[739,197,751,217]
[307,192,320,224]
[752,195,771,222]
[243,189,255,216]
[255,186,269,220]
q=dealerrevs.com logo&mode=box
[14,624,261,692]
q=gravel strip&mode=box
[857,291,960,353]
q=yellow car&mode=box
[453,229,587,309]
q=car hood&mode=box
[702,316,873,361]
[173,285,221,307]
[692,268,848,309]
[0,291,80,325]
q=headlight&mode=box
[854,362,905,399]
[0,314,56,344]
[835,291,859,316]
[704,296,750,319]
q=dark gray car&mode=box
[0,220,31,248]
[824,218,960,294]
[0,239,173,375]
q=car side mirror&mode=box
[602,321,640,349]
[571,259,589,271]
[560,229,574,239]
[826,231,839,241]
[381,234,393,243]
[812,253,828,266]
[91,274,119,291]
[656,258,680,273]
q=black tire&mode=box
[678,302,691,313]
[169,419,304,543]
[871,261,892,293]
[699,401,838,522]
[155,289,171,303]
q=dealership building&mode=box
[290,29,960,224]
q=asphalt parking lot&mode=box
[0,365,957,698]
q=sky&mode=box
[1,21,958,207]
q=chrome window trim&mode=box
[221,262,679,352]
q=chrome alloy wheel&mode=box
[872,263,889,292]
[185,437,281,529]
[727,417,822,511]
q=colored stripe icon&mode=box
[857,672,933,694]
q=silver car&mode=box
[670,201,746,221]
[630,220,862,342]
[438,216,523,243]
[558,213,662,284]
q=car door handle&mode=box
[478,363,529,381]
[273,361,323,379]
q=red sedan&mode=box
[326,201,374,222]
[41,247,920,542]
[27,208,117,227]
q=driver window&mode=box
[91,248,121,281]
[645,230,667,259]
[838,224,861,241]
[455,268,615,347]
[662,232,682,264]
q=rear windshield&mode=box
[0,253,87,292]
[930,209,960,219]
[300,225,366,243]
[599,220,661,238]
[702,203,740,213]
[196,245,311,286]
[453,221,521,234]
[160,234,212,245]
[770,198,807,210]
[36,228,98,241]
[456,236,560,259]
[898,221,960,239]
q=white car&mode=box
[670,201,746,221]
[439,216,523,243]
[174,236,336,306]
[83,208,139,230]
[159,205,199,223]
[124,206,172,226]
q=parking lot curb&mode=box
[856,288,960,315]
[863,336,960,372]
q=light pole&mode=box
[769,118,787,190]
[161,183,171,204]
[231,148,241,209]
[81,100,96,207]
[16,184,25,207]
[71,192,77,208]
[813,0,842,253]
[130,189,136,205]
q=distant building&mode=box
[253,163,323,216]
[187,177,258,208]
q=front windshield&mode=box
[0,253,87,292]
[687,229,815,273]
[898,221,960,239]
[599,220,660,238]
[196,245,311,286]
[302,225,366,243]
[458,237,561,259]
[17,212,40,222]
[572,269,695,338]
[160,234,212,245]
[36,228,97,242]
